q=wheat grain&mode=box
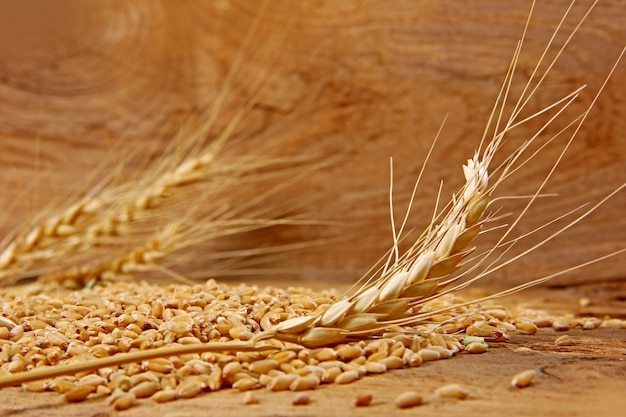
[465,342,488,354]
[64,385,94,403]
[355,392,373,407]
[242,391,258,405]
[292,392,310,405]
[511,369,536,388]
[111,392,136,410]
[394,391,423,408]
[555,334,572,346]
[436,383,470,400]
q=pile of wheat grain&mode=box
[1,278,622,410]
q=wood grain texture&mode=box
[0,0,624,287]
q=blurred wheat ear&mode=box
[0,2,330,287]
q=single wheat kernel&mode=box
[390,345,406,358]
[292,393,310,406]
[364,361,387,374]
[485,308,509,321]
[335,370,360,385]
[177,380,203,398]
[394,391,423,408]
[516,322,538,335]
[555,335,572,346]
[271,350,297,364]
[336,345,363,361]
[178,336,202,345]
[242,391,258,405]
[238,351,262,364]
[465,342,488,354]
[7,357,27,373]
[367,351,388,363]
[533,318,553,328]
[429,346,452,359]
[267,369,286,378]
[436,383,470,399]
[267,374,298,391]
[511,370,536,388]
[229,326,252,341]
[321,366,343,383]
[0,327,10,340]
[64,385,94,402]
[9,324,24,341]
[49,378,75,394]
[514,347,534,353]
[111,393,136,411]
[497,321,517,333]
[228,372,253,385]
[77,374,106,387]
[355,392,373,407]
[222,361,242,377]
[407,352,423,367]
[293,365,323,377]
[249,359,279,374]
[418,348,440,362]
[96,385,112,397]
[313,347,337,362]
[21,381,46,392]
[346,364,367,378]
[600,319,622,329]
[349,356,367,366]
[129,380,160,398]
[233,377,259,392]
[466,323,499,337]
[290,359,307,369]
[141,358,174,374]
[151,389,178,403]
[378,356,404,370]
[429,333,447,348]
[258,374,273,387]
[290,375,320,391]
[552,318,572,331]
[130,371,159,386]
[582,320,597,330]
[0,317,16,331]
[279,363,295,374]
[446,340,464,354]
[207,367,222,391]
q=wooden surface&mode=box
[0,0,624,288]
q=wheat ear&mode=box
[0,3,304,286]
[252,0,626,348]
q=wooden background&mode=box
[0,0,624,290]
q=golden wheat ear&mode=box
[257,2,626,348]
